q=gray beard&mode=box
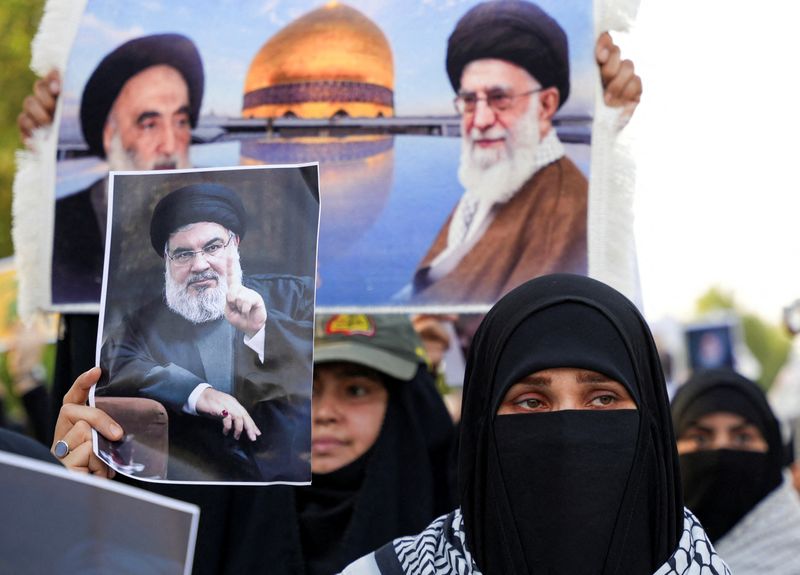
[106,130,188,171]
[457,103,541,204]
[164,253,243,324]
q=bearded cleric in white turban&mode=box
[412,0,587,305]
[97,183,314,483]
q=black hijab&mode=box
[222,365,456,574]
[672,368,784,541]
[459,274,682,575]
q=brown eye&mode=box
[733,432,754,446]
[345,384,369,398]
[592,395,615,407]
[513,396,544,411]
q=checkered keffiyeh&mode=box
[342,508,732,575]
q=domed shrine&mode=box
[242,2,395,119]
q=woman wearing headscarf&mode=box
[672,368,800,573]
[344,274,729,574]
[222,314,457,574]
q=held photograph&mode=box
[91,164,319,484]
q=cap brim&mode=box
[314,342,418,381]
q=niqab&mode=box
[671,368,784,542]
[458,274,682,574]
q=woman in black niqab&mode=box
[344,274,731,575]
[460,273,682,574]
[672,368,787,543]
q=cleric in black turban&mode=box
[446,0,570,108]
[80,33,204,157]
[150,183,247,256]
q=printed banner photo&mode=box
[44,0,599,311]
[90,164,319,484]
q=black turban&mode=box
[80,33,204,158]
[150,184,246,257]
[446,0,570,109]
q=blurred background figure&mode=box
[2,317,54,446]
[672,368,800,574]
[411,313,465,421]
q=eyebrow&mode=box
[459,83,514,95]
[175,105,191,117]
[170,236,225,253]
[688,422,756,434]
[136,111,162,125]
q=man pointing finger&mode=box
[98,182,314,481]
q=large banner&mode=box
[33,0,609,312]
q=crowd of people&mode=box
[5,0,800,573]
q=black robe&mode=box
[97,273,314,481]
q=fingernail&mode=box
[50,80,60,92]
[599,48,609,61]
[110,423,122,437]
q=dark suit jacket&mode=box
[97,274,314,481]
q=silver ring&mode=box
[54,439,70,459]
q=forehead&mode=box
[513,367,624,391]
[459,58,537,92]
[168,221,227,248]
[314,362,386,384]
[690,411,752,429]
[111,64,189,115]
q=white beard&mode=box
[106,129,189,172]
[457,103,542,204]
[164,250,243,324]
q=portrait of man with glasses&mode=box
[94,166,318,483]
[411,0,640,304]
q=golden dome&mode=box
[243,2,394,119]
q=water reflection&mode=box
[241,135,397,292]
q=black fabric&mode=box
[52,314,100,431]
[149,183,247,256]
[672,368,785,542]
[222,365,457,575]
[21,385,53,446]
[495,411,639,574]
[446,0,570,108]
[0,427,60,464]
[80,33,204,157]
[458,274,682,575]
[680,449,776,542]
[297,451,370,572]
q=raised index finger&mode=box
[226,253,240,291]
[63,367,102,405]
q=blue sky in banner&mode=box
[60,0,594,123]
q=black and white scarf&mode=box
[342,507,731,575]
